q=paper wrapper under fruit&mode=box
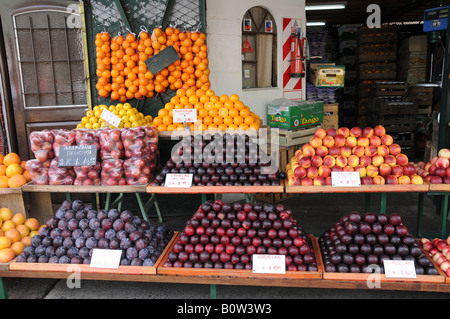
[99,128,125,160]
[124,156,156,185]
[25,159,50,185]
[51,129,77,158]
[48,158,76,185]
[101,158,125,186]
[74,162,102,186]
[75,129,101,159]
[29,130,55,162]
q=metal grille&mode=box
[13,10,87,108]
[85,0,205,118]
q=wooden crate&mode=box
[322,104,339,130]
[371,82,408,97]
[408,86,434,117]
[0,188,27,217]
[269,125,320,148]
[157,233,324,280]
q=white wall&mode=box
[206,0,306,122]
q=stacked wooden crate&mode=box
[408,85,434,118]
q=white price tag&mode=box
[90,249,122,269]
[164,173,193,188]
[100,109,122,128]
[383,260,417,279]
[331,172,361,187]
[252,254,286,274]
[172,109,197,124]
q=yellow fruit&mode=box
[11,213,25,226]
[4,228,21,243]
[15,224,29,237]
[1,220,15,232]
[29,230,39,238]
[5,163,23,177]
[0,236,11,249]
[10,241,25,256]
[24,218,40,231]
[0,248,15,263]
[0,208,13,222]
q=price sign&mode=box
[252,254,286,274]
[164,174,193,188]
[331,172,361,187]
[383,260,417,279]
[100,109,121,128]
[90,249,122,269]
[58,145,97,167]
[172,109,197,124]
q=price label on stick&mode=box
[90,249,122,269]
[100,109,122,128]
[165,173,193,188]
[383,260,417,279]
[331,172,361,187]
[172,109,197,124]
[252,254,286,274]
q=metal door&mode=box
[1,0,88,160]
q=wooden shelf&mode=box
[22,183,148,194]
[147,181,284,194]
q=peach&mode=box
[364,145,377,157]
[322,136,335,148]
[307,166,319,179]
[357,136,370,147]
[294,149,303,157]
[336,155,348,168]
[377,145,390,157]
[314,127,327,139]
[331,166,343,172]
[335,135,346,147]
[340,146,352,158]
[386,175,398,184]
[412,174,425,184]
[363,127,374,138]
[436,157,450,168]
[366,165,379,178]
[325,176,333,185]
[424,162,433,172]
[342,165,354,172]
[323,155,336,168]
[396,154,409,166]
[379,163,392,177]
[440,261,450,273]
[359,155,372,167]
[350,127,362,138]
[318,165,331,178]
[329,146,341,157]
[294,166,307,179]
[346,136,357,148]
[338,127,350,138]
[352,146,365,157]
[422,242,433,252]
[348,155,360,168]
[326,128,337,137]
[381,134,394,146]
[311,155,323,168]
[431,156,439,165]
[292,177,302,186]
[313,176,326,186]
[354,165,367,178]
[369,136,382,147]
[299,157,311,169]
[391,165,404,177]
[316,145,329,158]
[389,144,402,156]
[398,175,411,184]
[373,175,385,185]
[384,155,397,166]
[374,125,386,137]
[302,144,315,157]
[309,136,323,149]
[361,176,373,184]
[438,148,450,159]
[371,155,385,167]
[403,164,416,177]
[301,177,313,186]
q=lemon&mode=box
[124,122,132,128]
[100,123,107,128]
[123,103,132,110]
[118,122,124,129]
[129,115,137,123]
[116,103,123,110]
[89,117,98,124]
[86,110,94,117]
[84,123,92,129]
[112,110,119,116]
[100,104,108,110]
[93,105,100,112]
[92,123,101,130]
[81,117,90,124]
[98,118,105,123]
[94,110,102,118]
[109,105,116,112]
[119,109,127,117]
[76,123,84,129]
[132,122,140,128]
[121,115,129,123]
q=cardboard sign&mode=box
[100,109,121,128]
[58,145,97,167]
[252,254,286,274]
[90,249,122,269]
[145,45,180,75]
[331,171,361,187]
[164,174,193,188]
[172,109,197,124]
[383,260,417,279]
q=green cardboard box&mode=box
[267,99,324,130]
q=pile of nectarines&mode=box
[412,148,450,184]
[420,237,450,277]
[285,125,424,186]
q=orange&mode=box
[240,108,250,118]
[223,116,234,126]
[244,115,255,125]
[0,165,6,176]
[10,241,25,256]
[233,116,244,126]
[158,108,169,117]
[21,236,31,246]
[208,108,218,117]
[5,228,21,243]
[249,123,260,130]
[203,116,213,126]
[230,94,240,102]
[234,101,245,111]
[1,220,14,233]
[162,115,173,126]
[213,116,223,126]
[3,153,20,166]
[8,174,27,188]
[153,116,163,127]
[22,170,31,183]
[0,248,15,263]
[157,124,168,131]
[0,236,11,249]
[198,109,209,118]
[0,154,3,165]
[11,213,25,226]
[228,124,238,131]
[0,208,12,222]
[204,102,215,111]
[15,224,29,238]
[218,108,229,118]
[219,94,229,103]
[207,124,218,131]
[24,218,40,231]
[239,123,249,131]
[229,108,239,118]
[218,124,228,131]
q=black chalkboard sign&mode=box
[58,145,98,167]
[145,45,180,75]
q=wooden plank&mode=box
[22,183,148,194]
[429,184,450,193]
[285,183,430,194]
[147,182,285,194]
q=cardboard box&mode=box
[267,99,324,130]
[398,51,427,69]
[309,63,345,88]
[399,35,428,53]
[398,67,427,84]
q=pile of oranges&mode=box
[0,208,41,263]
[95,26,210,102]
[0,153,30,188]
[152,89,261,132]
